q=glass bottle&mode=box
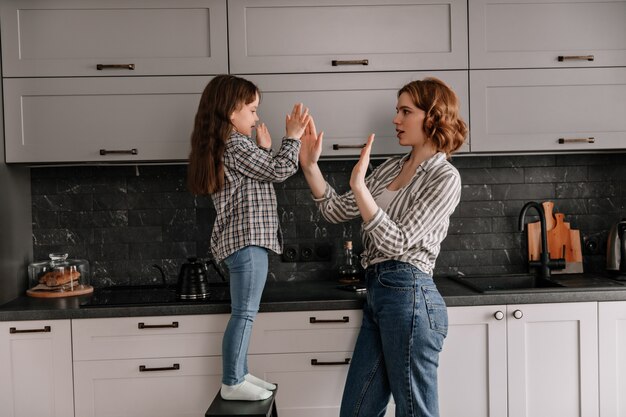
[338,241,360,283]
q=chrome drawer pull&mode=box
[310,316,349,324]
[558,137,595,144]
[311,358,351,366]
[332,59,369,66]
[100,148,138,155]
[97,64,135,70]
[138,321,179,329]
[10,326,51,334]
[557,55,594,62]
[332,144,366,150]
[139,363,180,372]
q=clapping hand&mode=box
[255,122,272,149]
[285,103,311,139]
[350,134,375,192]
[299,117,324,169]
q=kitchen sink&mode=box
[449,273,626,293]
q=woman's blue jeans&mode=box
[340,261,448,417]
[222,246,268,385]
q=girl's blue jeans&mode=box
[340,260,448,417]
[221,245,268,385]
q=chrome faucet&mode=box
[518,201,565,278]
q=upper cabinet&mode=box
[228,0,468,74]
[0,0,228,77]
[469,0,626,69]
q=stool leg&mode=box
[271,401,278,417]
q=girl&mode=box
[187,74,310,401]
[299,77,467,416]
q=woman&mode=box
[299,77,467,416]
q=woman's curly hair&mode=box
[398,77,467,157]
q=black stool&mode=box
[205,387,278,417]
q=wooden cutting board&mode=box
[526,201,583,273]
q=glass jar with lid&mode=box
[27,253,93,298]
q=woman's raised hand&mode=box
[285,103,311,139]
[299,117,324,170]
[350,134,375,192]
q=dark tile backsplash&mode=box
[31,153,626,287]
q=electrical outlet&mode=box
[314,243,333,261]
[282,244,299,262]
[300,245,314,261]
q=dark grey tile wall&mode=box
[30,153,626,287]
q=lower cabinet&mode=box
[440,302,599,417]
[0,319,74,417]
[599,301,626,417]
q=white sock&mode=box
[220,381,272,401]
[245,373,277,390]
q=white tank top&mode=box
[375,187,400,211]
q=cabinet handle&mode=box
[557,55,594,62]
[311,358,351,366]
[96,63,135,70]
[332,144,366,150]
[331,59,369,66]
[558,137,595,144]
[100,148,138,156]
[310,316,349,324]
[513,310,524,319]
[493,311,504,320]
[139,363,180,372]
[138,321,179,329]
[9,325,51,334]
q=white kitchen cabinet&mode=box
[440,302,598,417]
[3,76,212,163]
[72,314,228,417]
[599,301,626,417]
[247,71,470,158]
[228,0,468,75]
[0,320,74,417]
[469,0,626,69]
[470,68,626,153]
[439,305,508,417]
[507,302,598,417]
[0,0,228,77]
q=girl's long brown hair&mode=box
[398,77,468,157]
[187,75,259,194]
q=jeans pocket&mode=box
[421,285,448,337]
[376,268,414,290]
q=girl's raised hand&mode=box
[299,117,324,169]
[285,103,311,139]
[350,134,375,192]
[255,122,272,149]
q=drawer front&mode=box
[470,68,626,152]
[0,0,228,77]
[247,71,470,158]
[469,0,626,69]
[3,76,211,163]
[72,314,229,361]
[74,356,222,417]
[228,0,468,74]
[249,310,363,354]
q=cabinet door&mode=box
[246,71,469,158]
[507,302,598,417]
[469,0,626,69]
[4,76,212,163]
[599,301,626,417]
[0,0,228,77]
[73,314,229,360]
[228,0,468,74]
[74,356,222,417]
[470,68,626,152]
[247,352,353,417]
[438,305,507,417]
[0,320,73,417]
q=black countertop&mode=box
[2,275,626,322]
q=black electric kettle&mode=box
[176,257,211,299]
[607,219,626,278]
